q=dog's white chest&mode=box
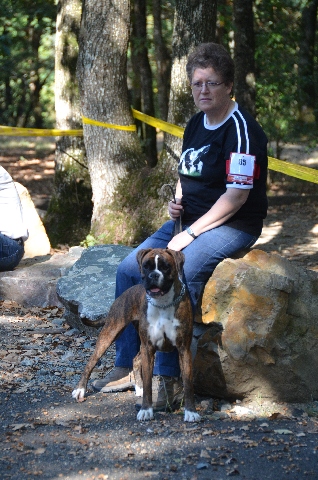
[146,304,180,348]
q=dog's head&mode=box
[136,248,185,298]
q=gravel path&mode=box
[1,301,318,480]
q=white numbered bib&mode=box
[226,152,256,186]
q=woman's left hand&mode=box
[167,230,194,251]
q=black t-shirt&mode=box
[178,103,268,237]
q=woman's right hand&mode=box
[168,198,183,220]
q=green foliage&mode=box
[0,0,56,128]
[254,0,310,155]
[80,234,98,248]
[44,161,93,247]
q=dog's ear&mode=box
[166,248,185,276]
[136,248,152,269]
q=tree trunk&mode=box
[153,0,172,121]
[298,0,318,123]
[77,0,145,242]
[131,0,157,167]
[233,0,256,117]
[164,0,218,169]
[45,0,92,247]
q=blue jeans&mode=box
[0,234,24,271]
[115,221,257,377]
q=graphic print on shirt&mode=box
[178,145,210,176]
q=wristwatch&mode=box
[186,227,198,239]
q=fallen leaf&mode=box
[200,449,211,459]
[227,467,240,476]
[68,435,89,445]
[11,423,34,431]
[196,462,209,470]
[34,448,46,455]
[274,429,293,435]
[240,425,250,431]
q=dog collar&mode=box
[146,280,186,310]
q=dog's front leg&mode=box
[137,344,155,421]
[178,347,201,422]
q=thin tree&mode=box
[298,0,318,123]
[233,0,256,117]
[153,0,172,121]
[45,0,91,246]
[131,0,157,167]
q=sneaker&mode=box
[135,375,184,412]
[92,367,135,392]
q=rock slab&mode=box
[0,247,84,307]
[56,245,134,336]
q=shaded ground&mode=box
[0,137,55,214]
[0,138,318,479]
[1,301,318,480]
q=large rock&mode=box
[193,249,318,402]
[15,182,51,258]
[56,245,134,336]
[56,245,318,403]
[0,247,84,307]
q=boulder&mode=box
[193,249,318,402]
[56,245,134,336]
[15,182,51,258]
[0,247,84,307]
[56,245,318,403]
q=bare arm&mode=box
[168,187,250,251]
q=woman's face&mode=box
[190,67,233,117]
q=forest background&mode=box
[0,0,317,248]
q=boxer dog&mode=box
[72,248,200,423]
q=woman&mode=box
[93,43,268,410]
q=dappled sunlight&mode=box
[254,222,283,246]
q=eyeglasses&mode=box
[191,81,224,91]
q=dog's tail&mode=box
[81,317,106,328]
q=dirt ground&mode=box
[1,301,318,480]
[0,138,318,479]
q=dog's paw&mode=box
[184,409,201,422]
[72,388,85,401]
[137,408,154,421]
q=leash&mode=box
[159,183,182,236]
[146,278,186,309]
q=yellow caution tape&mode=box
[268,157,318,184]
[132,110,318,185]
[132,109,184,138]
[82,115,136,131]
[0,125,83,136]
[1,112,318,185]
